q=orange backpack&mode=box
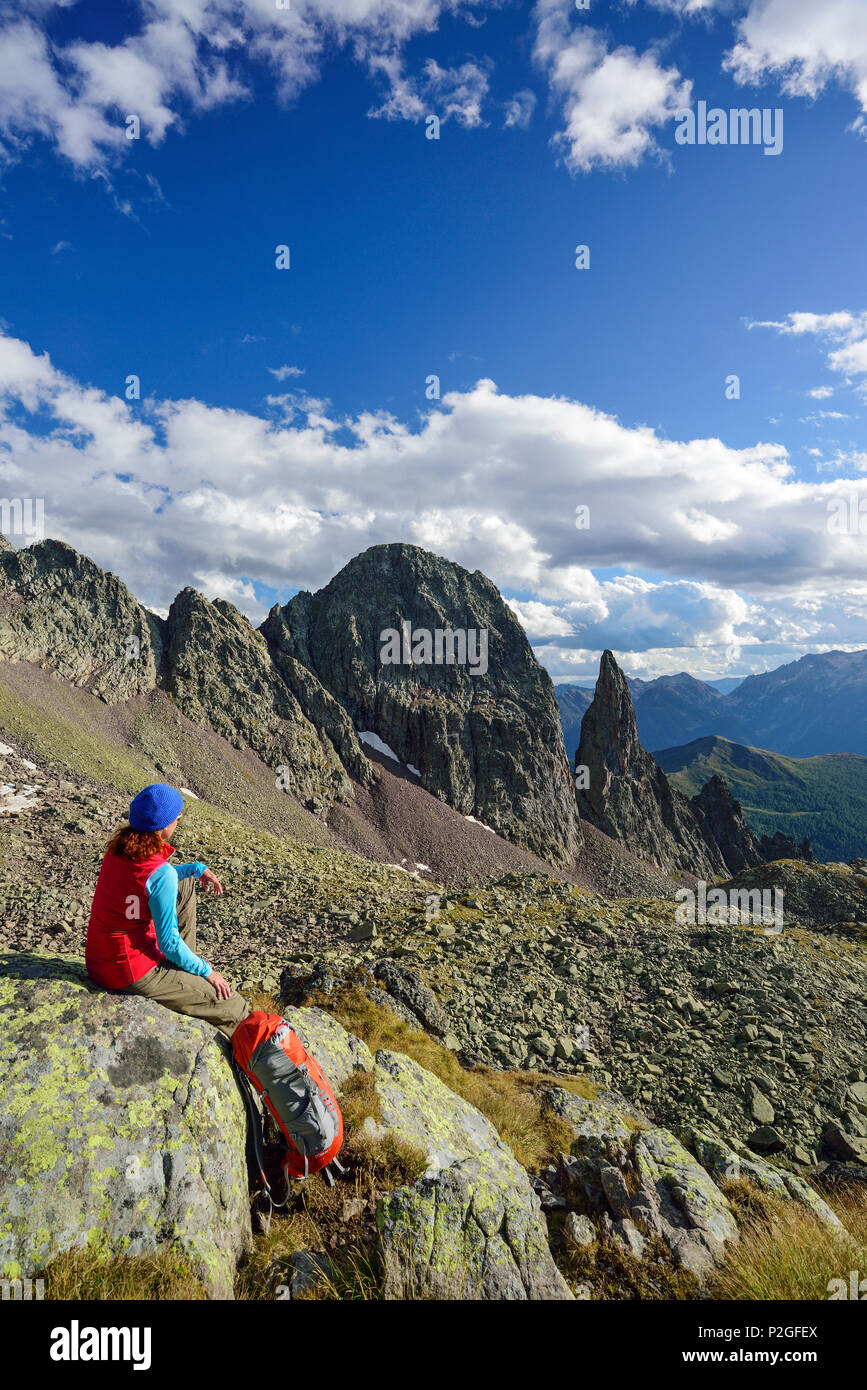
[233,1012,344,1193]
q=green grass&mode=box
[0,676,153,793]
[307,983,597,1173]
[554,1215,699,1301]
[708,1180,866,1300]
[39,1248,208,1300]
[0,669,334,848]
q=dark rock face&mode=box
[373,959,449,1036]
[690,774,763,876]
[0,538,583,858]
[165,587,358,810]
[0,540,163,701]
[260,602,372,787]
[758,830,814,864]
[575,651,727,879]
[0,540,371,816]
[264,543,581,866]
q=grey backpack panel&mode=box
[250,1029,339,1158]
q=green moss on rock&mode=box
[0,952,251,1298]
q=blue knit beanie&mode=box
[129,783,184,833]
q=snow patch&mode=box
[358,731,402,764]
[0,743,14,758]
[407,764,421,778]
[464,815,496,835]
[179,787,199,799]
[386,856,430,879]
[0,783,41,815]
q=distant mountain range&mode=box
[704,678,745,694]
[0,533,807,890]
[656,735,867,866]
[557,648,867,760]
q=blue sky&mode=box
[1,0,866,682]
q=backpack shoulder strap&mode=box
[233,1059,290,1229]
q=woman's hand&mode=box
[200,867,223,896]
[208,970,232,1000]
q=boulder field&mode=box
[0,952,853,1299]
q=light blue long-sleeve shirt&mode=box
[145,860,211,977]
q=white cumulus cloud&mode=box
[725,0,867,134]
[532,0,692,172]
[751,311,867,398]
[0,0,493,171]
[3,329,867,676]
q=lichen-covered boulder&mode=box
[632,1128,738,1278]
[685,1126,844,1231]
[372,960,449,1037]
[371,1050,500,1175]
[543,1085,636,1213]
[543,1086,635,1146]
[548,1085,738,1281]
[378,1147,572,1300]
[371,1049,572,1300]
[281,1006,375,1090]
[0,953,251,1298]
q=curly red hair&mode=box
[105,824,167,862]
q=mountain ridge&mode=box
[558,648,867,760]
[0,537,581,869]
[574,650,768,878]
[0,536,822,881]
[2,540,867,1303]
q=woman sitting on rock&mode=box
[86,783,250,1038]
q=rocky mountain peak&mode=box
[578,648,645,779]
[264,541,582,865]
[758,830,814,864]
[0,538,582,863]
[690,773,763,876]
[165,584,358,812]
[576,651,758,880]
[0,537,163,700]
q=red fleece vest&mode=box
[86,844,176,989]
